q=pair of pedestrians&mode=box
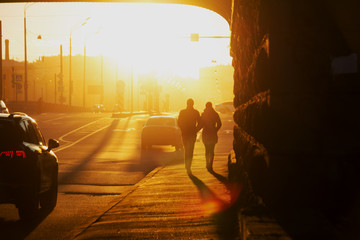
[178,98,222,174]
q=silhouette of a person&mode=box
[178,98,201,175]
[201,102,222,172]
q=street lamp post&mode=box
[101,55,104,104]
[131,65,133,113]
[69,17,90,107]
[83,44,86,108]
[24,7,27,102]
[0,21,2,100]
[83,28,100,109]
[24,3,35,103]
[69,33,72,106]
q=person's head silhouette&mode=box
[187,98,194,108]
[205,102,212,108]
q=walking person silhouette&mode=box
[200,102,222,172]
[178,98,202,175]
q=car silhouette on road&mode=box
[215,101,235,114]
[0,112,59,220]
[141,116,183,152]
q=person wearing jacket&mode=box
[200,102,222,172]
[178,98,202,175]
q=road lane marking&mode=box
[54,121,111,153]
[58,119,105,142]
[54,124,110,152]
[113,128,136,132]
[42,115,67,123]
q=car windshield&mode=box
[0,120,18,147]
[146,117,175,127]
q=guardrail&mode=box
[7,101,86,114]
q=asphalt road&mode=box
[0,112,155,240]
[0,112,234,240]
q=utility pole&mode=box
[24,14,27,102]
[0,21,2,100]
[23,3,35,103]
[83,44,86,108]
[24,9,28,102]
[100,55,103,104]
[59,44,64,105]
[54,73,56,104]
[69,35,72,106]
[69,17,90,107]
[131,65,133,113]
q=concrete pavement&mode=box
[70,129,290,239]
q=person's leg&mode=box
[183,139,191,171]
[208,143,215,172]
[204,143,210,169]
[184,139,195,174]
[187,140,195,171]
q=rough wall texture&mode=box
[231,0,360,237]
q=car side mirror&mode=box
[48,139,59,151]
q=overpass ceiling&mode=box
[7,0,232,23]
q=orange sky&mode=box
[0,2,231,78]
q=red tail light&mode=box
[0,151,13,158]
[15,151,26,158]
[0,151,26,159]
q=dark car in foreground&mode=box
[141,116,183,152]
[0,113,59,220]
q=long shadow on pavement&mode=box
[59,118,120,184]
[210,170,230,186]
[189,174,240,240]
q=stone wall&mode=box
[231,0,360,237]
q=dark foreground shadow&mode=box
[189,174,240,240]
[209,169,230,186]
[0,207,54,240]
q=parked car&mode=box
[141,116,183,151]
[0,100,9,113]
[215,101,235,114]
[0,112,59,220]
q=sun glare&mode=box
[1,2,233,111]
[1,3,231,78]
[83,3,231,78]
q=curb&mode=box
[239,214,291,240]
[68,166,164,240]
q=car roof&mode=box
[145,115,177,126]
[0,112,34,122]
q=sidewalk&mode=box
[71,134,290,239]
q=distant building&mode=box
[2,53,127,110]
[199,64,234,106]
[2,59,25,102]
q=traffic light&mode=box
[190,33,199,42]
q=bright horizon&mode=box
[0,3,232,78]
